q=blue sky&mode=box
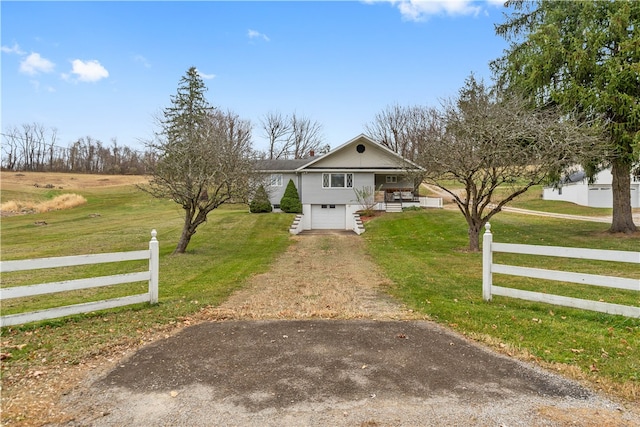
[2,1,508,153]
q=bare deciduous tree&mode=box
[365,104,438,162]
[259,111,326,159]
[289,113,325,159]
[365,104,410,158]
[1,126,20,170]
[1,123,148,174]
[260,111,291,160]
[141,67,256,254]
[1,123,58,171]
[415,76,602,251]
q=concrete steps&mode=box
[289,214,304,234]
[385,203,403,213]
[353,213,365,235]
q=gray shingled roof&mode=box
[255,158,316,172]
[563,171,586,184]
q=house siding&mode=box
[309,137,407,169]
[543,168,640,208]
[300,172,374,205]
[266,173,300,206]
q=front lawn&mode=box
[1,181,294,369]
[363,209,639,401]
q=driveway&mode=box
[54,234,636,426]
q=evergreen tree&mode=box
[279,179,302,213]
[492,1,639,233]
[250,185,273,213]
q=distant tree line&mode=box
[1,113,330,173]
[1,123,155,174]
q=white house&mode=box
[255,134,424,233]
[543,167,640,208]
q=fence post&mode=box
[482,222,493,301]
[149,229,159,304]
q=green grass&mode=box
[426,181,617,217]
[508,185,614,216]
[1,183,295,369]
[2,179,639,402]
[363,209,639,397]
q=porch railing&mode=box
[384,189,418,203]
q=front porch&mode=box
[371,175,442,212]
[371,189,443,212]
[373,188,420,212]
[383,188,419,203]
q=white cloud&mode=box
[382,0,502,21]
[1,43,26,55]
[69,59,109,82]
[133,54,151,68]
[196,68,215,80]
[28,80,55,93]
[19,52,55,75]
[248,29,270,42]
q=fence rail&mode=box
[482,223,640,318]
[0,230,159,327]
[419,196,443,208]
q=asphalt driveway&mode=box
[54,319,636,427]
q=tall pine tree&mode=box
[492,1,639,233]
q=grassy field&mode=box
[508,184,616,216]
[1,172,639,404]
[422,179,621,217]
[1,172,295,368]
[364,210,639,400]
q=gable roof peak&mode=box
[296,133,423,171]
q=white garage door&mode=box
[311,204,346,229]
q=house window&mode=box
[386,176,397,184]
[322,173,353,188]
[270,174,283,186]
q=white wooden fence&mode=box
[419,196,443,208]
[0,230,159,327]
[482,223,640,318]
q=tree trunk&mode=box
[609,159,637,234]
[174,213,195,254]
[468,221,482,252]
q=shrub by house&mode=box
[280,179,302,213]
[250,185,273,213]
